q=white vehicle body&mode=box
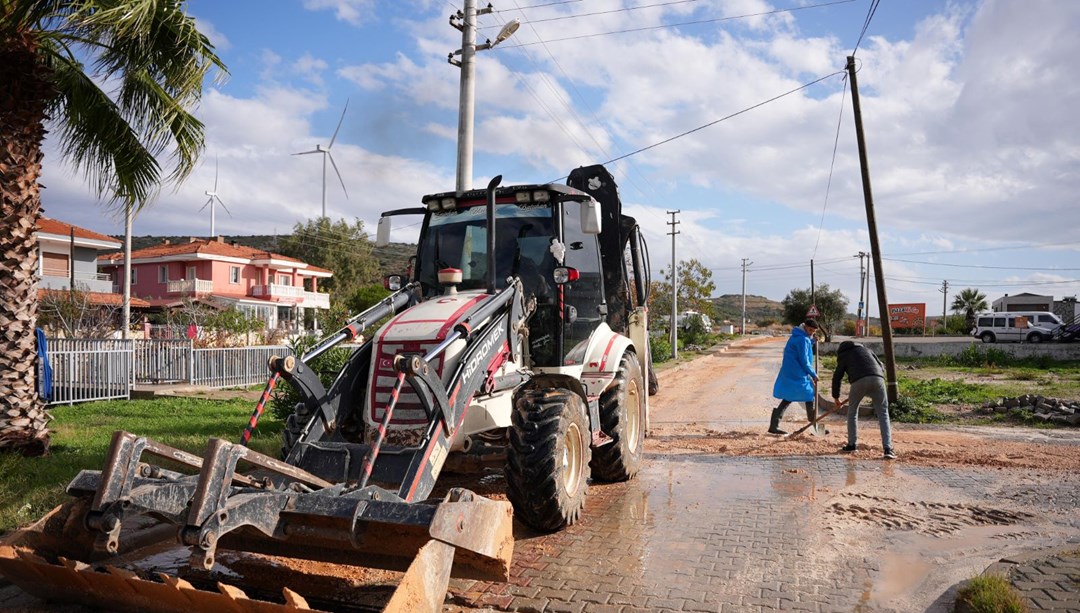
[972,312,1055,343]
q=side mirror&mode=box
[376,216,391,247]
[580,198,601,235]
[384,274,403,291]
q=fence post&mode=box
[188,339,195,385]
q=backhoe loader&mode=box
[0,164,655,612]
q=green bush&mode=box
[269,334,353,421]
[954,574,1028,613]
[889,394,948,423]
[948,345,1012,368]
[651,335,673,363]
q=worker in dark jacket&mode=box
[831,340,896,459]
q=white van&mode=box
[1012,311,1064,332]
[971,312,1055,343]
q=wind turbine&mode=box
[200,157,231,236]
[293,100,350,218]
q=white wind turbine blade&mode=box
[216,196,232,216]
[292,148,322,156]
[327,99,349,149]
[327,151,348,200]
[199,196,213,212]
[213,156,220,191]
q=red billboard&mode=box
[888,303,926,329]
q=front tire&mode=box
[1028,332,1044,343]
[506,387,591,531]
[590,352,646,482]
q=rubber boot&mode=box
[768,405,787,435]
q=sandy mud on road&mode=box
[647,338,1080,471]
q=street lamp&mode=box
[448,1,519,192]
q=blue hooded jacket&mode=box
[772,325,817,402]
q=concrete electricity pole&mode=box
[940,280,949,335]
[741,258,752,335]
[448,2,519,192]
[667,210,681,359]
[122,204,133,340]
[856,251,867,336]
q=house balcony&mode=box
[41,271,113,294]
[167,279,214,295]
[251,284,330,309]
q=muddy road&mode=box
[446,338,1080,612]
[4,338,1079,612]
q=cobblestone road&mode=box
[449,454,1080,613]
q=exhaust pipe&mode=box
[486,175,501,294]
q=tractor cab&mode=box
[378,183,604,368]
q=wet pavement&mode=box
[449,453,1080,612]
[986,546,1080,611]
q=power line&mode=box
[579,70,846,173]
[486,0,706,27]
[493,0,583,11]
[497,0,858,47]
[812,74,848,259]
[887,240,1080,257]
[882,257,1080,272]
[851,0,881,55]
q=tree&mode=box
[647,258,716,330]
[951,288,988,333]
[37,286,121,338]
[780,284,848,341]
[0,1,225,455]
[277,217,381,300]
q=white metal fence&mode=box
[47,339,133,404]
[44,338,295,405]
[192,346,293,388]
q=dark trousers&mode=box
[770,400,815,430]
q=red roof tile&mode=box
[39,289,150,308]
[98,238,315,270]
[38,217,119,245]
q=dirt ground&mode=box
[647,337,1080,471]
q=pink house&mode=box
[99,237,332,330]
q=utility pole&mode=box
[741,258,752,335]
[847,55,898,403]
[122,204,133,340]
[448,3,519,192]
[856,251,867,337]
[940,280,949,336]
[667,210,681,359]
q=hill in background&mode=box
[710,294,784,325]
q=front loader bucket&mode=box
[0,432,514,613]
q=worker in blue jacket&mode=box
[768,319,820,435]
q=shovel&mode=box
[785,398,848,439]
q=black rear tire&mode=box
[980,332,995,343]
[590,352,646,482]
[506,387,591,532]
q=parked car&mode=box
[971,313,1055,343]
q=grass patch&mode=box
[0,397,282,534]
[954,574,1028,613]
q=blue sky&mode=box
[39,0,1080,312]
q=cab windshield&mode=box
[417,203,556,297]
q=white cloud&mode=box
[301,0,376,27]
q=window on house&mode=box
[130,268,138,285]
[42,253,70,277]
[230,266,241,284]
[279,275,291,286]
[158,265,168,283]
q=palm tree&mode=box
[951,288,989,333]
[0,1,225,455]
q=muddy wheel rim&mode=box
[563,422,583,495]
[626,378,641,454]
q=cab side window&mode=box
[561,201,604,365]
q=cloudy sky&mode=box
[39,0,1080,313]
